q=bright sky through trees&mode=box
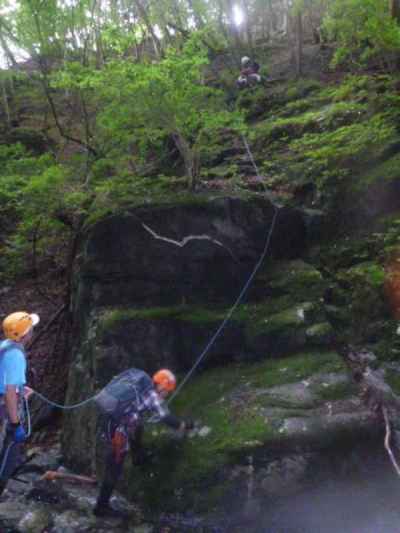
[233,4,244,26]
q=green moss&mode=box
[360,152,400,189]
[124,350,346,511]
[315,380,356,401]
[98,306,230,334]
[306,322,334,344]
[265,260,326,300]
[85,189,265,229]
[98,294,323,341]
[290,115,396,169]
[345,261,385,288]
[247,304,307,338]
[252,101,367,149]
[284,79,323,101]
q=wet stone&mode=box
[17,508,52,533]
[26,479,70,505]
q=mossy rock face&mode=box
[266,259,326,300]
[305,322,334,345]
[249,259,327,307]
[335,260,387,341]
[246,303,311,354]
[113,351,375,513]
[78,196,306,309]
[62,307,377,517]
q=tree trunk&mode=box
[390,0,400,22]
[295,10,303,77]
[1,75,11,130]
[186,0,205,29]
[133,0,162,58]
[241,0,253,49]
[172,132,198,190]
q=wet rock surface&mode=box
[0,441,141,533]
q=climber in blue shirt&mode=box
[0,339,27,395]
[0,311,39,495]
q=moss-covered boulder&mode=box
[62,343,381,517]
[113,351,376,514]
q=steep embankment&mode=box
[59,72,400,524]
[3,67,400,530]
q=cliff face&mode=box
[60,194,380,517]
[60,75,400,517]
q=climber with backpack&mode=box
[0,311,39,496]
[237,56,262,89]
[93,367,194,518]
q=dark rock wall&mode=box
[62,194,328,473]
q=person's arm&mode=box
[147,391,189,431]
[161,414,185,431]
[5,385,19,424]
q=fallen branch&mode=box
[383,406,400,477]
[41,470,97,485]
[333,340,400,477]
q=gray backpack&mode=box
[94,368,153,420]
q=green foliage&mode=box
[291,114,394,165]
[253,101,367,146]
[0,142,94,280]
[323,0,400,70]
[53,34,244,189]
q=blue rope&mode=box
[31,207,279,411]
[30,134,279,408]
[168,206,279,403]
[30,390,98,410]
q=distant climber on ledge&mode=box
[93,367,194,518]
[237,56,262,88]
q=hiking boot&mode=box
[93,502,130,519]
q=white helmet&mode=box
[241,56,250,66]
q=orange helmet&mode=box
[3,312,40,342]
[153,369,176,393]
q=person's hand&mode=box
[9,423,27,443]
[184,419,195,432]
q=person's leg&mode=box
[129,423,153,466]
[237,75,248,88]
[249,74,262,85]
[94,422,130,517]
[0,400,25,496]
